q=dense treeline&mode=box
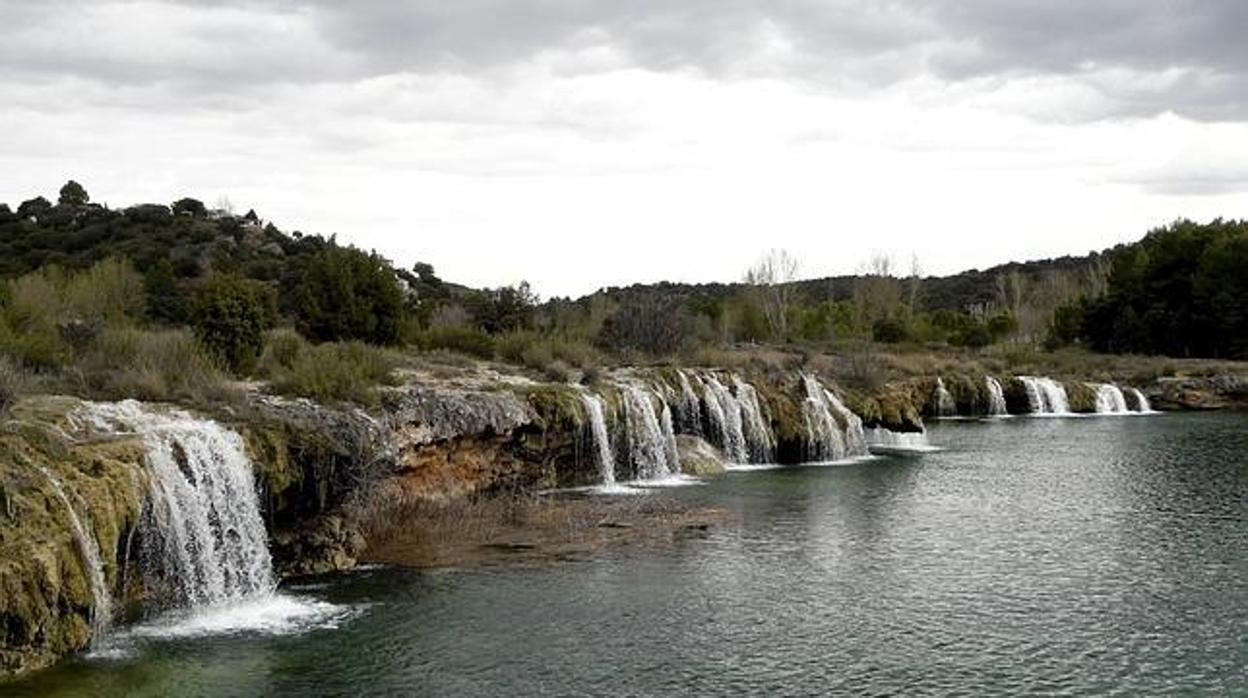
[1,181,1243,414]
[0,182,551,405]
[1056,220,1248,359]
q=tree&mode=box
[58,180,89,206]
[743,248,800,341]
[191,274,277,373]
[172,198,207,217]
[852,253,902,333]
[596,292,695,355]
[16,197,52,219]
[294,244,404,344]
[465,282,539,334]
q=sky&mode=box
[2,1,1246,299]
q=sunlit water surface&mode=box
[13,413,1247,696]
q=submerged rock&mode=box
[676,435,726,475]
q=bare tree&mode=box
[852,253,902,332]
[906,253,924,315]
[743,248,801,340]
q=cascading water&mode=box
[674,371,704,437]
[1091,383,1129,414]
[934,378,957,417]
[658,401,681,474]
[985,376,1008,416]
[1128,388,1154,413]
[83,401,275,611]
[731,376,775,463]
[38,466,113,644]
[702,375,748,463]
[825,390,868,456]
[619,385,681,480]
[800,375,868,462]
[865,427,938,454]
[579,393,617,486]
[1017,376,1070,415]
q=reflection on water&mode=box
[13,413,1246,697]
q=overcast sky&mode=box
[2,1,1246,298]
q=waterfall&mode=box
[984,376,1008,416]
[1091,383,1129,414]
[83,401,275,611]
[702,375,748,463]
[1017,376,1070,414]
[800,375,868,462]
[38,466,113,645]
[659,401,681,474]
[675,370,703,437]
[865,427,937,453]
[732,376,775,463]
[580,393,617,486]
[933,378,956,417]
[619,385,681,479]
[826,390,868,456]
[1129,388,1154,413]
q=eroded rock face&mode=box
[1151,375,1247,410]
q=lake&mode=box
[14,412,1246,696]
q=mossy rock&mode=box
[944,375,990,416]
[676,435,725,475]
[0,397,147,679]
[516,385,586,432]
[1002,377,1033,414]
[1064,382,1098,413]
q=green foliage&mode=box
[872,318,910,344]
[418,326,496,359]
[144,258,188,324]
[1047,299,1086,349]
[262,335,398,405]
[465,282,538,334]
[0,258,146,370]
[495,330,599,374]
[294,244,404,345]
[1081,219,1248,358]
[190,274,277,373]
[171,198,207,217]
[57,181,88,206]
[71,327,233,402]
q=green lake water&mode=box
[13,412,1246,696]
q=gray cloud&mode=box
[2,0,1246,120]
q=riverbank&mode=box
[1,346,1246,680]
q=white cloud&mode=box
[1,1,1246,297]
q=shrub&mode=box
[872,318,910,344]
[420,326,495,359]
[495,331,538,364]
[191,274,277,373]
[62,257,146,324]
[258,327,310,375]
[71,327,234,402]
[267,340,399,405]
[494,331,599,374]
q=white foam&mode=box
[122,594,356,640]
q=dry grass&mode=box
[66,327,238,403]
[0,356,33,417]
